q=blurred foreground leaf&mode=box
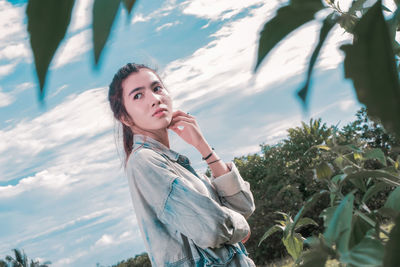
[123,0,136,14]
[341,1,400,138]
[383,215,400,267]
[341,236,384,266]
[93,0,121,65]
[26,0,75,98]
[255,0,324,71]
[324,193,354,254]
[298,13,337,106]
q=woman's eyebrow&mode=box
[128,86,143,96]
[151,81,161,87]
[128,81,161,96]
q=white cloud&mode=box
[69,0,94,32]
[181,0,265,21]
[0,83,33,108]
[131,13,151,24]
[54,250,88,266]
[53,29,91,68]
[0,0,31,77]
[0,1,26,42]
[0,86,14,107]
[0,87,114,182]
[0,62,17,77]
[0,43,30,61]
[50,84,69,98]
[95,234,114,247]
[162,1,279,108]
[130,0,179,25]
[161,1,352,111]
[15,82,34,92]
[155,21,181,32]
[0,170,77,198]
[339,99,356,111]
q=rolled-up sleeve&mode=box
[129,149,250,249]
[210,162,255,219]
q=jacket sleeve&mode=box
[129,148,250,249]
[207,162,255,219]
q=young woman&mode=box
[108,63,256,266]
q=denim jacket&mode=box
[125,134,256,266]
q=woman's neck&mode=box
[134,128,170,148]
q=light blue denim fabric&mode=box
[125,134,256,266]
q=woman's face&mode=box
[121,68,173,133]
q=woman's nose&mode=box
[149,91,161,106]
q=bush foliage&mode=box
[234,108,400,265]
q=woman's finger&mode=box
[172,110,194,119]
[170,115,195,124]
[168,120,193,131]
[168,120,192,134]
[168,116,195,128]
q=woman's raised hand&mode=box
[168,110,230,178]
[167,110,206,150]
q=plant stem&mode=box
[354,210,390,237]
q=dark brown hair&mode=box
[108,63,155,166]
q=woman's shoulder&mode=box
[127,146,169,169]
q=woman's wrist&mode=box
[196,139,229,178]
[196,139,213,159]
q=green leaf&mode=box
[362,182,389,203]
[384,186,400,212]
[297,246,329,267]
[334,156,346,170]
[258,225,283,246]
[294,217,319,231]
[344,170,400,188]
[343,165,358,175]
[341,236,384,266]
[350,176,367,192]
[320,205,337,228]
[292,190,329,233]
[340,1,400,139]
[297,13,337,105]
[283,232,303,260]
[255,0,324,71]
[364,148,387,166]
[26,0,75,98]
[332,174,346,185]
[349,214,373,249]
[353,152,363,161]
[92,0,121,65]
[316,162,333,180]
[383,215,400,267]
[324,193,354,254]
[345,144,363,153]
[123,0,136,14]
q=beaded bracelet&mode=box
[202,147,214,161]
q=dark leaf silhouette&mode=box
[26,0,75,98]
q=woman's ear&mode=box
[120,114,133,127]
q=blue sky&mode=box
[0,0,389,266]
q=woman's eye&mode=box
[154,86,162,92]
[133,93,142,100]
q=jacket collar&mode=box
[133,134,180,162]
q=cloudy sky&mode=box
[1,0,393,266]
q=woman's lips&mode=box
[153,110,166,117]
